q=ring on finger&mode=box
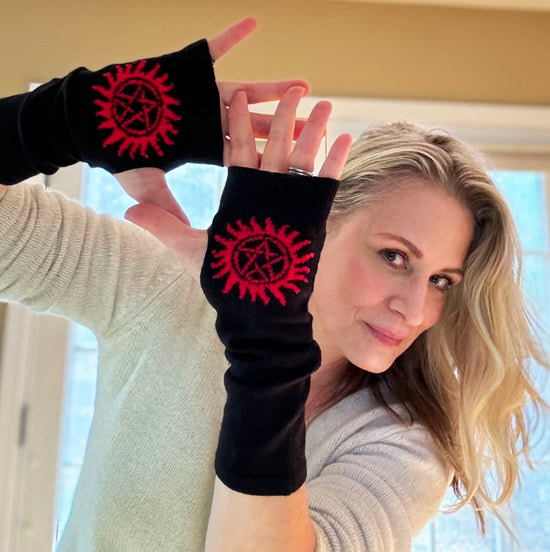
[288,166,314,177]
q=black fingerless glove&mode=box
[0,39,222,185]
[200,166,339,495]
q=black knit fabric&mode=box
[0,39,222,184]
[200,166,339,495]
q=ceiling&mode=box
[329,0,550,11]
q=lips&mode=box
[365,323,405,347]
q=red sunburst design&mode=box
[93,60,181,159]
[210,217,314,306]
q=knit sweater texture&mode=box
[0,182,450,551]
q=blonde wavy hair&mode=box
[330,121,549,533]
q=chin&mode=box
[350,353,396,375]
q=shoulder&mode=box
[306,387,451,551]
[306,387,447,478]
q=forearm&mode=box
[196,80,352,549]
[206,479,315,552]
[200,167,338,549]
[0,39,222,185]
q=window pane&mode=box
[414,170,550,552]
[413,522,435,552]
[523,255,550,342]
[83,163,227,227]
[431,502,502,552]
[492,171,548,252]
[511,464,550,552]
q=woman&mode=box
[128,87,548,550]
[1,18,546,552]
[330,122,548,532]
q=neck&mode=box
[306,356,363,425]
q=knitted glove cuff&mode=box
[215,372,313,496]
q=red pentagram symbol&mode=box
[210,217,314,306]
[232,234,291,285]
[93,60,181,159]
[111,77,163,137]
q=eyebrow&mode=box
[377,233,465,277]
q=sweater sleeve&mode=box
[305,393,451,552]
[0,183,185,337]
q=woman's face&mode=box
[309,178,475,374]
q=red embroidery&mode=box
[93,60,181,159]
[210,218,314,306]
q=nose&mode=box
[388,276,428,327]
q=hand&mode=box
[123,167,208,279]
[117,18,311,231]
[228,85,352,179]
[124,88,352,280]
[116,167,188,224]
[208,17,311,165]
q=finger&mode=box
[250,113,306,140]
[125,204,207,279]
[115,168,190,225]
[222,133,230,167]
[219,80,310,106]
[318,133,354,180]
[288,100,332,173]
[228,90,257,168]
[208,17,258,62]
[260,86,306,173]
[132,186,190,225]
[223,115,305,167]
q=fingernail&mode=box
[288,85,306,98]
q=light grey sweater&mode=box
[0,182,450,551]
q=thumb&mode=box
[125,203,207,280]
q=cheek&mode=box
[311,248,369,326]
[309,253,341,317]
[422,296,447,330]
[346,256,395,305]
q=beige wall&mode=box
[0,0,549,342]
[1,0,549,105]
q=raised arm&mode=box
[0,18,312,304]
[0,18,307,186]
[0,37,221,183]
[127,86,352,550]
[201,86,351,551]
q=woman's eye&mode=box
[430,274,454,292]
[381,249,407,269]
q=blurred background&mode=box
[0,1,549,551]
[1,0,550,104]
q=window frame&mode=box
[0,165,83,552]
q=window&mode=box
[413,169,550,552]
[54,163,550,551]
[1,97,548,552]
